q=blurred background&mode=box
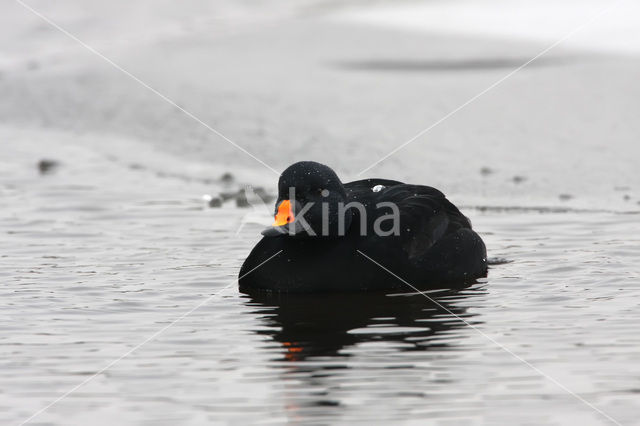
[2,0,639,207]
[1,1,639,425]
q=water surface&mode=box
[1,142,639,425]
[1,1,639,424]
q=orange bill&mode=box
[283,341,303,361]
[273,199,294,226]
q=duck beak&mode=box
[272,200,294,226]
[262,200,295,237]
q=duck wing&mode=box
[374,184,472,261]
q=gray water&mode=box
[2,138,639,425]
[2,1,640,424]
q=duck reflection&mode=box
[242,286,483,362]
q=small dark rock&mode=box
[254,187,275,204]
[558,193,573,201]
[220,191,239,201]
[208,197,223,208]
[623,194,631,201]
[220,172,234,184]
[253,186,267,196]
[37,159,59,174]
[512,175,527,184]
[480,167,493,176]
[236,191,250,208]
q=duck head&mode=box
[262,161,352,238]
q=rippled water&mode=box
[2,0,639,423]
[2,135,639,426]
